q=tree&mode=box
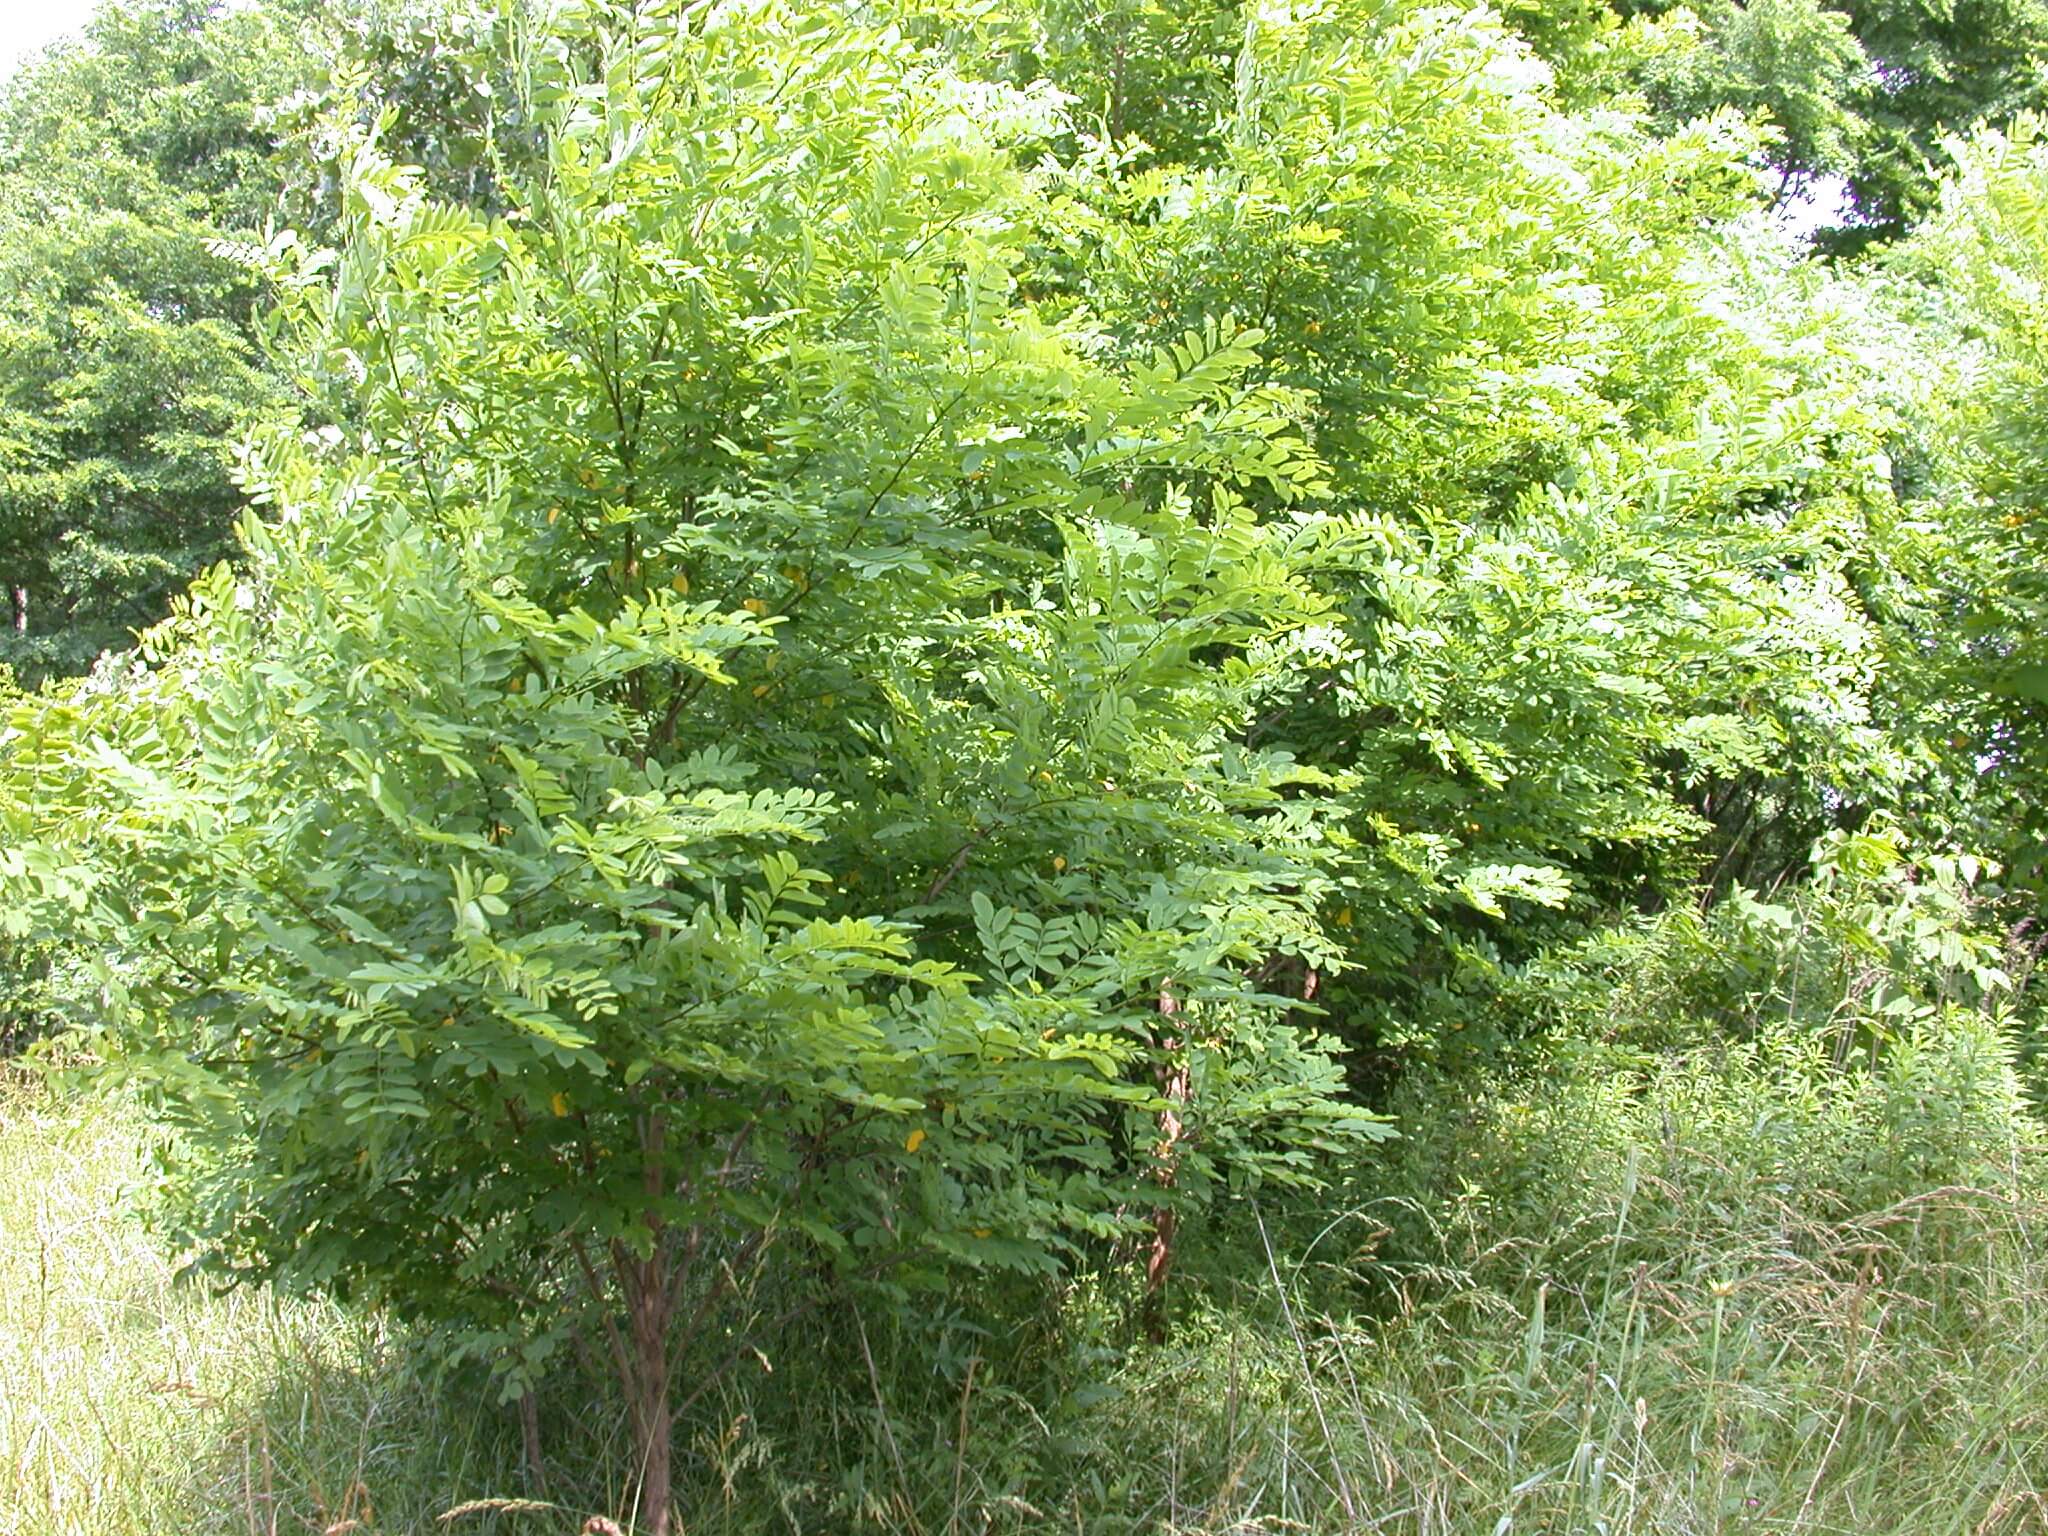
[1838,0,2048,238]
[1,5,1380,1527]
[8,4,2036,1525]
[1636,0,1872,191]
[0,0,304,684]
[1505,0,2048,244]
[1891,115,2048,885]
[0,0,533,688]
[1028,0,1945,1060]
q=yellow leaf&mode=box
[781,564,809,591]
[752,683,771,698]
[819,693,835,708]
[550,1092,570,1118]
[1052,855,1067,872]
[672,571,690,594]
[1335,907,1353,927]
[972,1229,991,1239]
[904,1128,926,1154]
[546,506,560,525]
[742,598,769,616]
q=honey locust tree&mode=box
[0,3,1382,1528]
[1892,115,2048,888]
[1034,0,1942,1061]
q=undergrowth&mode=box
[5,1009,2047,1535]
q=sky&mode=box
[0,0,104,80]
[1773,174,1855,242]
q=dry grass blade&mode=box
[435,1496,563,1521]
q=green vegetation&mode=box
[10,1010,2048,1531]
[0,0,517,686]
[5,0,2048,1531]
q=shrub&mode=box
[0,7,1383,1527]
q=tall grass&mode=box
[6,1008,2048,1535]
[1082,1015,2048,1535]
[0,1067,529,1535]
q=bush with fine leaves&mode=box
[0,5,1385,1526]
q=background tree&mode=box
[1509,0,2048,244]
[0,0,304,683]
[1838,0,2048,237]
[0,0,529,688]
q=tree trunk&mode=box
[622,1112,676,1536]
[1142,982,1190,1344]
[517,1388,546,1495]
[624,1255,675,1535]
[633,1374,673,1536]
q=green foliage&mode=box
[1891,118,2048,886]
[1009,0,1245,162]
[0,0,303,684]
[1838,0,2048,238]
[1509,0,2048,242]
[0,0,541,688]
[1,5,1386,1522]
[1032,2,1964,1062]
[7,1,2048,1522]
[1638,0,1873,186]
[1497,827,2015,1066]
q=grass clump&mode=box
[1092,1011,2048,1534]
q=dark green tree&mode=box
[0,0,528,687]
[0,0,305,684]
[1840,0,2048,238]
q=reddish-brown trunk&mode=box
[623,1253,675,1535]
[633,1380,672,1536]
[622,1114,676,1536]
[517,1388,546,1494]
[1142,982,1190,1344]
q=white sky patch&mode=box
[1772,172,1855,241]
[0,0,104,80]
